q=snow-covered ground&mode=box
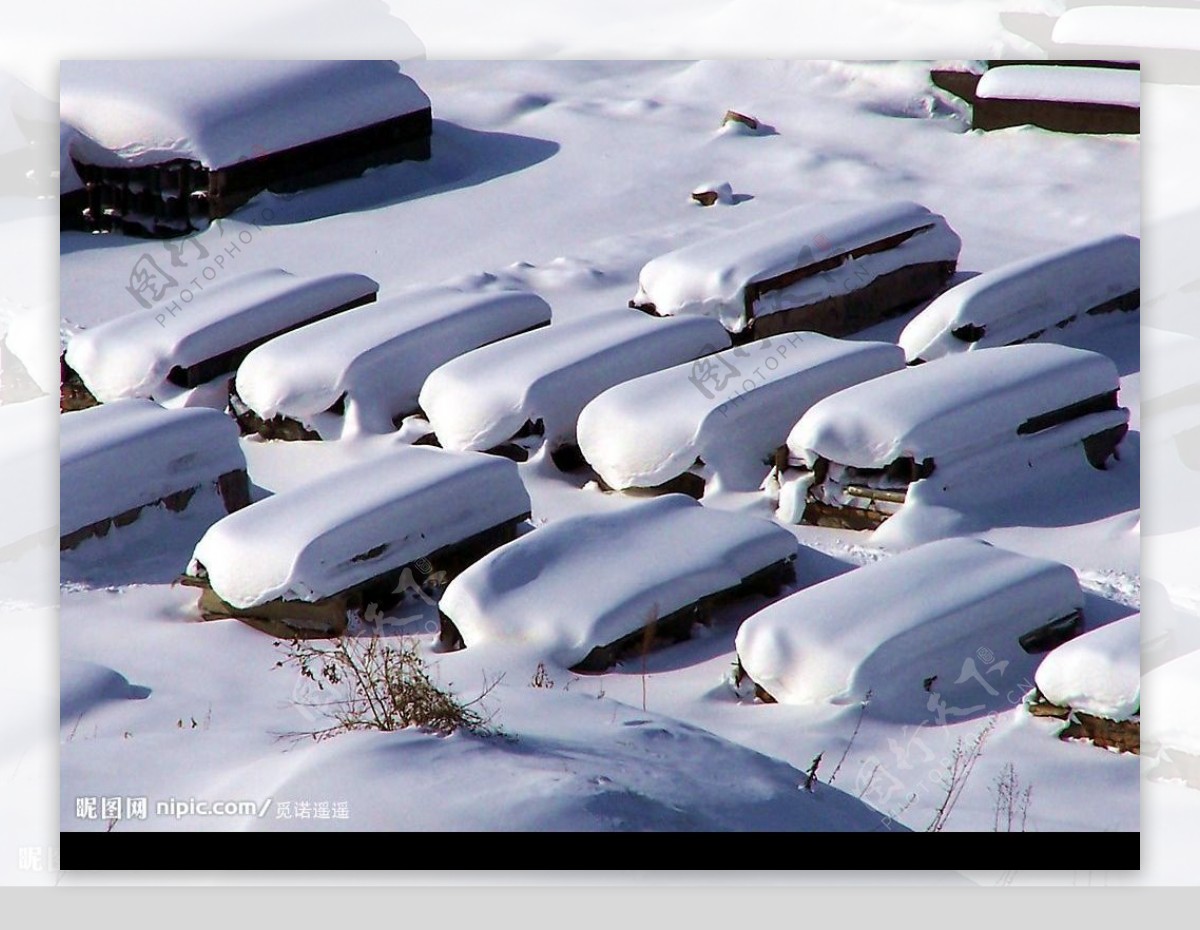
[56,60,1141,835]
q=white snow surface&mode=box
[0,396,57,550]
[976,65,1141,109]
[0,299,57,399]
[577,333,905,492]
[1144,650,1200,760]
[1034,613,1140,721]
[60,399,246,537]
[899,233,1140,362]
[64,268,379,404]
[440,494,797,667]
[189,446,530,609]
[735,538,1084,707]
[787,344,1126,469]
[235,284,551,439]
[420,312,729,452]
[631,200,961,333]
[1053,6,1200,53]
[60,60,430,169]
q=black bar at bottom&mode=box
[60,830,1139,872]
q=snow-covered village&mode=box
[47,59,1143,837]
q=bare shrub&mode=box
[276,635,500,740]
[926,715,997,832]
[992,762,1033,832]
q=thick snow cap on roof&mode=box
[787,343,1124,469]
[631,200,961,332]
[577,334,905,491]
[976,65,1140,109]
[61,398,245,537]
[1034,614,1140,721]
[735,538,1084,706]
[420,312,729,452]
[188,446,529,609]
[899,233,1140,362]
[64,268,379,403]
[235,285,551,439]
[440,494,798,667]
[60,60,430,170]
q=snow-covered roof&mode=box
[188,446,530,609]
[1034,614,1139,721]
[976,65,1140,109]
[440,494,798,667]
[631,200,961,332]
[61,398,246,537]
[787,344,1125,468]
[1053,6,1200,53]
[64,268,379,403]
[577,334,905,492]
[899,233,1139,362]
[420,312,729,452]
[60,60,431,170]
[235,285,551,439]
[735,538,1084,706]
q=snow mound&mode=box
[631,200,961,333]
[440,494,798,667]
[420,312,729,452]
[189,446,530,609]
[61,399,246,538]
[976,65,1140,109]
[578,333,904,492]
[64,268,379,404]
[60,61,430,169]
[1034,614,1140,721]
[252,687,895,832]
[235,285,551,439]
[735,538,1084,708]
[60,660,149,722]
[786,344,1126,469]
[899,234,1140,363]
